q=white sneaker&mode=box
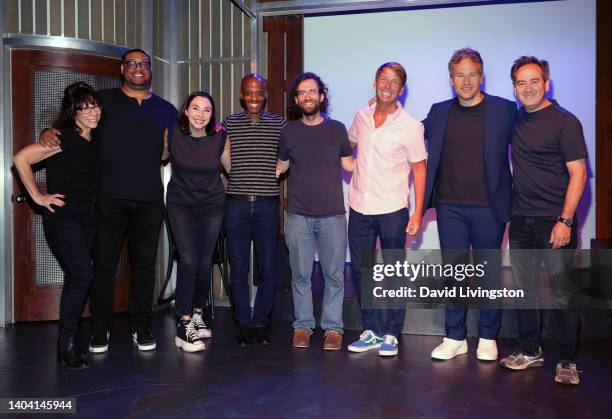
[476,338,498,361]
[431,338,468,360]
[192,311,212,338]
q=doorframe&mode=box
[1,35,127,326]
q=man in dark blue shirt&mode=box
[277,72,353,351]
[500,56,587,386]
[423,48,516,362]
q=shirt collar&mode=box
[367,101,404,122]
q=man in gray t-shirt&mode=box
[277,72,354,351]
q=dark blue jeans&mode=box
[44,206,96,349]
[348,207,408,337]
[225,196,279,328]
[436,204,505,340]
[509,215,579,364]
[167,203,224,316]
[91,199,163,334]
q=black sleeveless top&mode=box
[166,125,226,211]
[46,128,100,213]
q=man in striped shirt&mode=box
[222,73,286,347]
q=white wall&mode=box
[304,0,596,250]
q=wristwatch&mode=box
[557,216,573,227]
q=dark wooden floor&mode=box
[1,307,611,418]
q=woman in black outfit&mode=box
[13,82,102,369]
[164,91,229,352]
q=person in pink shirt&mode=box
[346,62,427,357]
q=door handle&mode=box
[12,193,28,203]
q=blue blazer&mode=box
[423,93,516,223]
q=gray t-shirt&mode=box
[278,118,352,216]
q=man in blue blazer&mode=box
[423,48,516,361]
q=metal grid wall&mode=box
[33,70,120,285]
[5,0,144,47]
[175,0,253,121]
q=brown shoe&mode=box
[323,330,342,351]
[292,329,311,348]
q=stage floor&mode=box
[1,306,610,418]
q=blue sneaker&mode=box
[348,330,383,353]
[379,335,398,357]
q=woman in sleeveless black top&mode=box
[13,82,102,369]
[163,91,230,352]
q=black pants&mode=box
[509,215,580,364]
[167,203,224,316]
[44,206,96,349]
[91,199,163,334]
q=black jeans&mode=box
[91,199,163,334]
[509,215,580,364]
[167,203,224,316]
[44,206,96,349]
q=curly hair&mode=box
[53,81,102,135]
[286,72,329,121]
[178,91,217,136]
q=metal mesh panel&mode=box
[33,70,120,285]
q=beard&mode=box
[300,101,320,116]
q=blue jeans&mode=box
[509,215,579,364]
[167,203,224,316]
[436,204,505,340]
[285,213,346,333]
[348,207,408,337]
[225,196,279,328]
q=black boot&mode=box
[236,326,252,347]
[254,326,271,345]
[58,337,90,370]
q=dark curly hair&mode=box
[178,91,217,136]
[53,81,102,135]
[287,72,329,121]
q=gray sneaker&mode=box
[500,348,544,370]
[555,361,580,385]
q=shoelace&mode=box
[186,321,199,340]
[384,335,397,345]
[192,312,207,329]
[359,330,375,342]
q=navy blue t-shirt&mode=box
[97,88,177,204]
[278,118,352,216]
[512,101,588,217]
[166,125,226,212]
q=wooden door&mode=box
[11,49,130,321]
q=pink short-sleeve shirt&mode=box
[348,102,427,215]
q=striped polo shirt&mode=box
[222,111,286,196]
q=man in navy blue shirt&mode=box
[423,48,516,362]
[277,72,353,351]
[500,56,587,386]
